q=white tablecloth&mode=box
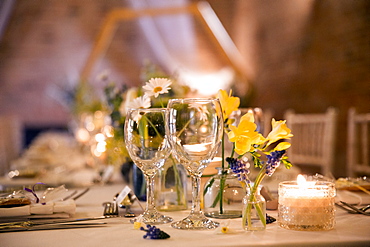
[1,183,370,247]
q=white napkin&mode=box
[0,199,76,217]
[53,199,76,216]
[0,205,30,217]
[30,202,54,215]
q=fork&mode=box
[336,201,370,216]
[103,193,119,217]
[102,201,118,217]
[63,187,90,201]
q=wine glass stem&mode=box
[190,174,202,215]
[144,173,156,212]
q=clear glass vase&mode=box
[203,168,245,219]
[132,164,146,201]
[155,155,188,211]
[243,186,266,231]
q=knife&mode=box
[0,222,107,232]
[0,216,109,228]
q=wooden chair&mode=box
[347,108,370,177]
[0,115,22,176]
[284,108,338,176]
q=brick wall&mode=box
[232,0,370,177]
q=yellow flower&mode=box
[274,141,291,151]
[266,119,293,147]
[221,226,229,234]
[228,115,265,155]
[217,89,240,121]
[240,111,254,123]
[133,221,143,230]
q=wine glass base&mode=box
[171,214,220,230]
[130,211,173,225]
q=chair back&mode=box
[284,108,338,176]
[347,108,370,177]
[0,115,23,176]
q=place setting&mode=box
[2,75,369,239]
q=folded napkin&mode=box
[30,202,54,215]
[53,199,76,215]
[0,200,76,217]
[0,205,30,217]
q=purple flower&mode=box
[141,225,170,239]
[265,150,286,176]
[226,157,250,182]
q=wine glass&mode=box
[166,98,223,230]
[124,108,173,224]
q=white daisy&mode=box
[127,95,151,109]
[127,95,151,122]
[189,103,209,121]
[119,87,138,116]
[143,78,172,98]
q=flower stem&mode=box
[219,171,225,214]
[169,155,183,205]
[219,133,225,214]
[142,114,162,137]
[159,97,165,108]
[243,167,266,230]
[230,143,235,159]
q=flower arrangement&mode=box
[215,89,293,229]
[103,65,192,204]
[103,64,191,165]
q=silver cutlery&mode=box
[102,192,141,218]
[64,187,90,201]
[102,201,118,217]
[62,190,78,200]
[336,201,370,216]
[0,216,108,232]
[119,193,136,218]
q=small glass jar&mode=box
[278,180,335,231]
[243,186,266,231]
[203,168,245,219]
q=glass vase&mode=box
[155,155,188,211]
[243,186,266,231]
[132,165,146,201]
[203,168,245,219]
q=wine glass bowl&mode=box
[167,98,223,230]
[124,108,173,224]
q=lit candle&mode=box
[183,142,213,157]
[278,175,336,231]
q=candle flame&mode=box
[297,174,306,186]
[297,174,316,189]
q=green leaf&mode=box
[282,158,292,169]
[203,177,215,196]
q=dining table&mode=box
[1,182,369,247]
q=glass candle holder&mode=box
[278,180,336,231]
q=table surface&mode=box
[1,183,370,247]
